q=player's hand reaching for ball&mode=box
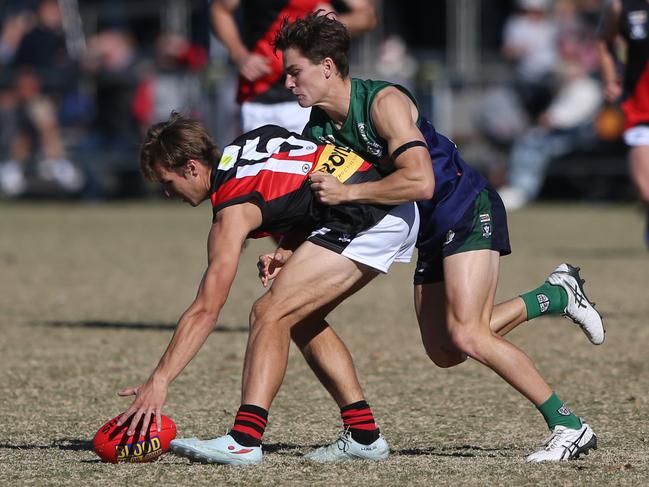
[117,374,169,436]
[309,171,350,205]
[258,247,293,287]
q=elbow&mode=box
[416,179,434,201]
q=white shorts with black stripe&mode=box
[308,203,419,273]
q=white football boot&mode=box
[170,434,262,466]
[526,421,597,462]
[304,430,389,462]
[546,263,605,345]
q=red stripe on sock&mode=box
[344,415,375,424]
[231,424,263,440]
[341,406,377,431]
[341,407,371,418]
[236,412,267,428]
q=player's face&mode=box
[153,162,205,207]
[283,48,328,107]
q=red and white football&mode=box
[92,413,177,463]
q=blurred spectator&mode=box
[209,0,376,135]
[502,0,559,118]
[498,56,602,210]
[11,0,77,95]
[132,32,207,128]
[0,0,83,196]
[375,35,418,88]
[77,28,141,198]
[0,9,31,66]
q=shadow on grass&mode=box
[263,442,515,459]
[395,444,516,458]
[36,321,248,333]
[0,438,92,451]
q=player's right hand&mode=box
[604,79,622,103]
[257,248,293,287]
[238,53,272,82]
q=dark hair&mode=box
[274,11,351,78]
[139,111,221,181]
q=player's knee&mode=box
[249,296,277,332]
[448,326,487,360]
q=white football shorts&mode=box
[340,203,419,274]
[624,125,649,147]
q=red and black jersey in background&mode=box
[619,0,649,127]
[210,125,391,239]
[236,0,319,103]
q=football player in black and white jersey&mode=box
[115,112,418,465]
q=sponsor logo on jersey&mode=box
[313,145,365,183]
[481,223,492,238]
[629,10,648,40]
[536,293,550,313]
[218,145,241,171]
[444,229,455,246]
[479,213,491,223]
[357,123,384,157]
[557,404,572,416]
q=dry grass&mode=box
[1,201,648,486]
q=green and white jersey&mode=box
[303,78,419,174]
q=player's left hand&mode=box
[258,247,293,287]
[117,374,168,436]
[309,172,349,205]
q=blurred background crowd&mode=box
[0,0,630,204]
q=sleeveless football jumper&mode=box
[304,78,488,251]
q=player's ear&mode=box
[323,57,334,79]
[185,159,201,177]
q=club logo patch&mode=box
[537,293,550,313]
[444,230,455,246]
[357,123,384,157]
[557,405,572,416]
[481,223,492,238]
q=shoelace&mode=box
[335,427,352,453]
[540,427,568,450]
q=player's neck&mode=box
[319,77,352,128]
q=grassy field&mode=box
[1,201,648,486]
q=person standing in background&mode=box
[599,0,649,247]
[209,0,376,134]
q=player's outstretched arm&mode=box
[310,87,434,206]
[597,0,623,103]
[117,203,262,436]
